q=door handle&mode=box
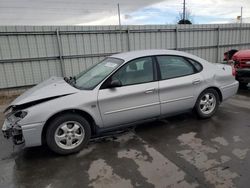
[192,79,201,85]
[145,88,155,94]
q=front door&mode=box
[98,56,160,127]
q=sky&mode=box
[0,0,249,25]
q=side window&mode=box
[156,56,195,80]
[112,57,154,86]
[188,58,203,72]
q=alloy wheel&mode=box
[199,93,216,115]
[54,121,85,150]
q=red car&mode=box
[224,49,250,88]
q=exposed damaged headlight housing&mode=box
[7,111,28,124]
[4,106,13,117]
[15,111,28,119]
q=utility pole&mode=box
[117,3,121,26]
[240,6,243,24]
[183,0,186,20]
[239,6,243,48]
[117,3,123,51]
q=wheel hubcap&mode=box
[199,93,216,115]
[54,121,85,150]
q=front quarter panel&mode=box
[17,90,102,147]
[19,90,101,126]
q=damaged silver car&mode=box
[2,50,239,155]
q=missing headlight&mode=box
[14,111,28,119]
[7,111,28,124]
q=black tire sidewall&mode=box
[195,89,219,119]
[239,82,248,88]
[46,113,91,155]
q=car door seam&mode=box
[161,96,194,104]
[104,102,161,115]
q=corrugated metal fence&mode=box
[1,24,250,89]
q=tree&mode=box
[177,10,193,24]
[178,19,192,24]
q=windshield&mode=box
[75,57,124,90]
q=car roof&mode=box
[110,49,199,62]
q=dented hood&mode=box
[10,77,78,106]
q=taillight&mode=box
[223,54,227,61]
[232,65,236,77]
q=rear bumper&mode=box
[220,81,239,101]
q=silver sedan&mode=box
[2,50,239,154]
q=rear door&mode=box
[98,56,160,127]
[156,55,203,115]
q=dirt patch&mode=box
[0,95,18,105]
[0,86,29,105]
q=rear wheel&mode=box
[239,82,248,89]
[46,113,91,155]
[195,89,219,119]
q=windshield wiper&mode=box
[64,76,78,89]
[70,76,76,84]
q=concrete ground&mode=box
[0,88,250,188]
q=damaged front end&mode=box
[2,94,75,146]
[2,106,27,145]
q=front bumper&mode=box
[2,120,24,145]
[2,122,12,139]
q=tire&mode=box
[194,89,219,119]
[46,113,91,155]
[239,82,248,89]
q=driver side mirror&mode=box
[108,79,122,88]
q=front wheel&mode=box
[46,113,91,155]
[194,89,219,119]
